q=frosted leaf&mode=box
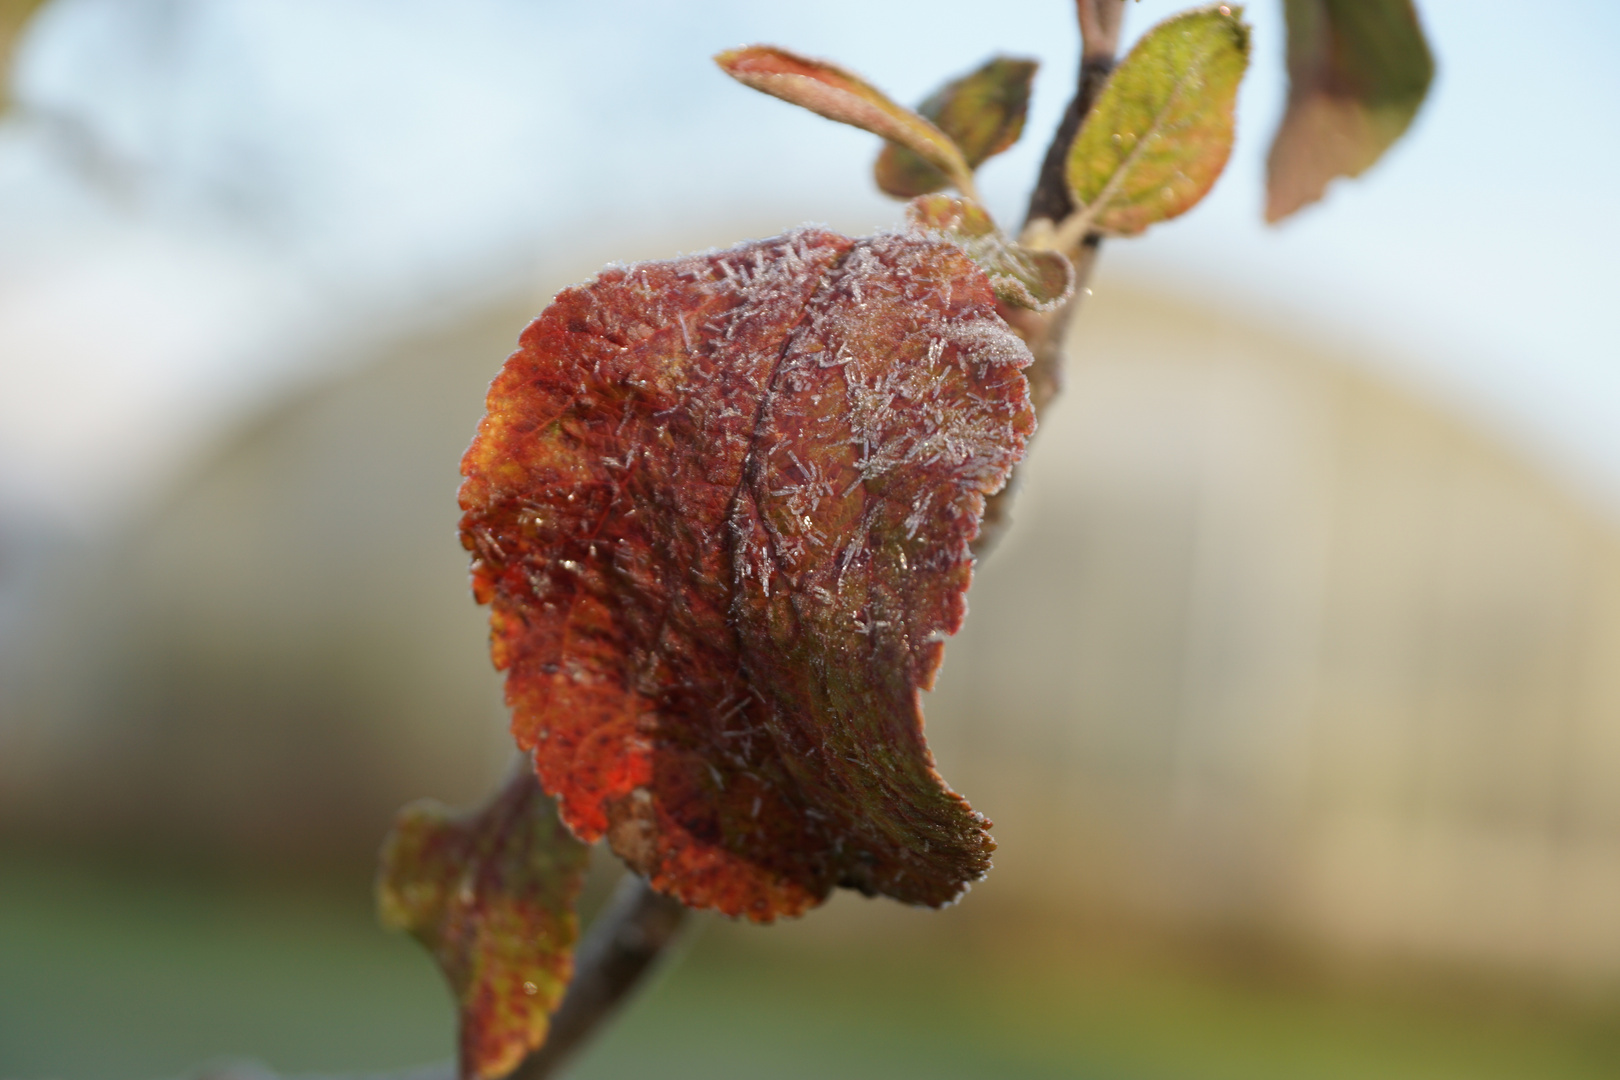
[459,224,1033,920]
[906,194,1073,311]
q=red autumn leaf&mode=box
[378,767,589,1080]
[459,225,1034,920]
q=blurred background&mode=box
[2,1,1618,1077]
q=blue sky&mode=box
[0,0,1615,528]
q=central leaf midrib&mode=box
[1075,37,1221,231]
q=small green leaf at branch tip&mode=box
[378,767,589,1080]
[875,56,1037,200]
[907,194,1073,311]
[1266,0,1435,223]
[1063,5,1250,240]
[716,45,976,198]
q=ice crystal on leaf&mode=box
[459,223,1034,920]
[906,194,1072,311]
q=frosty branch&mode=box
[0,1,1441,1077]
[367,3,1436,1079]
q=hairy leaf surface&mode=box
[716,45,975,196]
[379,768,588,1080]
[460,226,1033,920]
[875,56,1038,199]
[1065,6,1250,237]
[1266,0,1434,222]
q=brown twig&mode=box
[355,11,1128,1080]
[1024,0,1126,227]
[507,873,689,1079]
[976,0,1127,554]
[446,8,1128,1077]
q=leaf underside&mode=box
[460,226,1034,920]
[378,768,589,1080]
[1065,5,1250,236]
[1266,0,1435,222]
[875,56,1038,199]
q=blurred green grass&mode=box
[1,851,1616,1080]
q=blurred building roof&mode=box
[4,258,1618,984]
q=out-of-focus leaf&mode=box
[460,225,1034,921]
[907,193,1072,310]
[1064,6,1250,237]
[379,768,588,1080]
[716,45,975,195]
[1266,0,1434,222]
[0,0,50,111]
[875,56,1038,199]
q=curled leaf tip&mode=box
[461,225,1034,921]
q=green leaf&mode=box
[875,56,1038,199]
[716,45,976,197]
[1266,0,1435,222]
[378,767,589,1080]
[1063,5,1250,238]
[907,194,1072,311]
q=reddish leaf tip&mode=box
[715,43,974,197]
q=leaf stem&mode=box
[976,0,1126,554]
[1023,0,1126,230]
[500,2,1128,1067]
[953,169,983,203]
[413,6,1127,1072]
